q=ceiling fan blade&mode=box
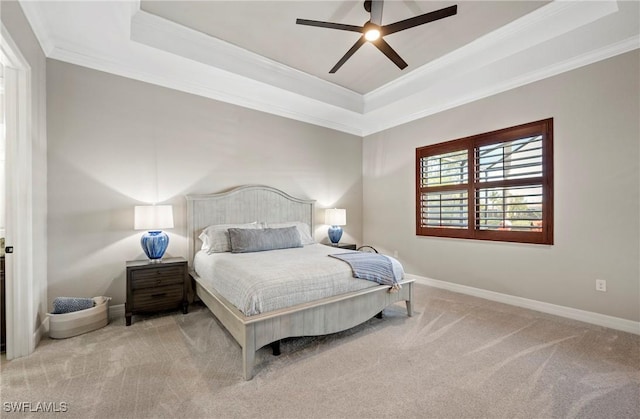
[372,38,408,70]
[329,36,366,73]
[370,0,384,26]
[296,19,363,33]
[382,4,457,36]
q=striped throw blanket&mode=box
[329,252,400,292]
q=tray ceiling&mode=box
[140,1,547,94]
[17,0,640,136]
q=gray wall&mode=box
[44,45,640,322]
[2,1,49,336]
[363,50,640,322]
[47,60,363,306]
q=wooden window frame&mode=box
[416,119,554,245]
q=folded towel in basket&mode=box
[52,297,95,314]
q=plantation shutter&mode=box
[416,119,553,244]
[420,148,469,229]
[475,134,544,232]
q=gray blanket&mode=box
[329,252,400,291]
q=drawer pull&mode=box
[151,293,167,298]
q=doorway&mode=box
[1,62,5,352]
[1,23,37,359]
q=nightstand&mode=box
[324,243,357,250]
[125,257,189,326]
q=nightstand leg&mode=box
[125,314,132,326]
[182,302,188,314]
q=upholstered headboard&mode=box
[185,185,315,265]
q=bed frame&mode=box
[186,185,414,380]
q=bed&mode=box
[186,185,414,380]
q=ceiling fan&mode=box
[296,0,457,73]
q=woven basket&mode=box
[48,296,110,339]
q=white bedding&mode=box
[193,243,404,316]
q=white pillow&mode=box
[266,221,315,245]
[199,222,261,253]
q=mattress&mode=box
[193,244,404,316]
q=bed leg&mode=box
[242,327,256,380]
[405,282,413,317]
[271,340,281,356]
[242,347,254,380]
[375,311,383,319]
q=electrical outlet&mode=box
[595,279,607,292]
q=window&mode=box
[416,119,553,244]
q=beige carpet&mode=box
[1,284,639,419]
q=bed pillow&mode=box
[199,222,261,253]
[229,226,303,253]
[266,221,315,245]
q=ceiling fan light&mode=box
[364,28,380,41]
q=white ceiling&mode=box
[17,0,640,136]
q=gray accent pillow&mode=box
[266,221,315,245]
[199,222,261,254]
[229,226,303,253]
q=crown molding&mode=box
[47,39,365,136]
[364,0,619,113]
[130,10,364,114]
[17,0,639,137]
[361,35,640,136]
[16,0,56,56]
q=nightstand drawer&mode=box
[132,285,184,311]
[130,266,184,290]
[125,257,189,326]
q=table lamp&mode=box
[134,205,174,261]
[325,208,346,245]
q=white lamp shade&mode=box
[134,205,174,230]
[325,208,346,226]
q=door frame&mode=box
[1,23,36,359]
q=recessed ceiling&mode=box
[17,0,640,136]
[140,1,548,94]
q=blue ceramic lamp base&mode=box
[328,225,343,245]
[141,230,169,261]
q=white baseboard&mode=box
[34,318,48,346]
[109,304,125,320]
[407,274,640,335]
